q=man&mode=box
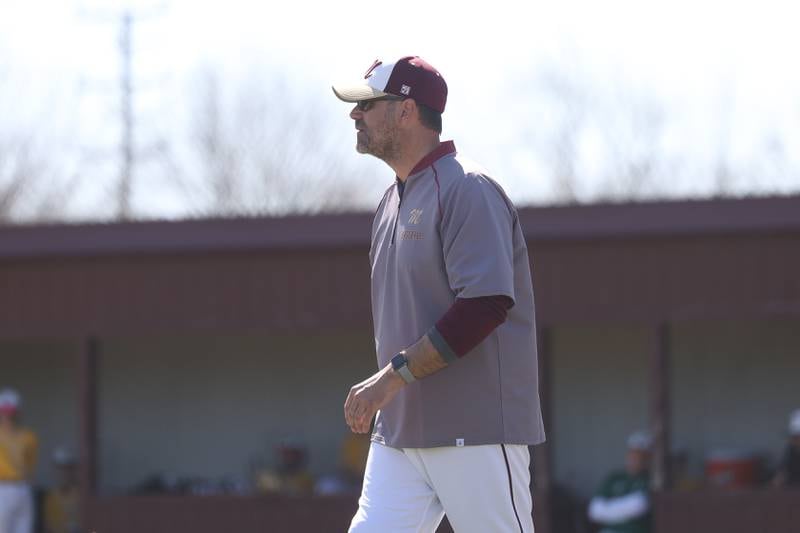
[588,431,652,533]
[772,408,800,487]
[0,388,38,533]
[332,56,545,532]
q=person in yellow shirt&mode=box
[43,447,79,533]
[255,441,315,495]
[314,432,370,495]
[0,388,38,533]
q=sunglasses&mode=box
[355,95,404,112]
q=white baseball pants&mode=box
[0,483,33,533]
[349,442,534,533]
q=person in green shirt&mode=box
[588,431,652,533]
[772,408,800,488]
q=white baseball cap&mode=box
[0,388,20,414]
[627,430,653,451]
[52,446,77,466]
[789,409,800,436]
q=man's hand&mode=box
[344,334,447,433]
[344,364,405,433]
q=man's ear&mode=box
[400,98,417,122]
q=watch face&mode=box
[391,353,406,370]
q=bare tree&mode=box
[0,136,36,221]
[193,69,242,213]
[525,61,675,204]
[0,132,79,224]
[181,66,379,216]
[598,89,668,201]
[0,129,87,224]
[521,56,800,205]
[527,63,586,203]
[0,63,63,223]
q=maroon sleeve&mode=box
[429,295,514,361]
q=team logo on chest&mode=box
[408,208,423,225]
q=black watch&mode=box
[391,352,416,384]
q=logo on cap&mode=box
[400,84,411,95]
[364,59,382,79]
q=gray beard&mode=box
[357,108,402,165]
[359,134,400,164]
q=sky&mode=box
[1,0,799,219]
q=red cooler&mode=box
[704,450,759,488]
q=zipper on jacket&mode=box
[391,180,405,246]
[391,194,401,245]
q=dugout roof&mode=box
[0,195,798,338]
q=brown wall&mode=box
[2,196,799,339]
[86,492,552,533]
[532,233,800,325]
[0,249,370,338]
[654,489,800,533]
[1,233,798,338]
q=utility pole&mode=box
[119,10,134,220]
[79,2,167,221]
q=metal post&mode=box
[650,323,671,491]
[533,326,553,490]
[79,337,99,528]
[533,326,553,533]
